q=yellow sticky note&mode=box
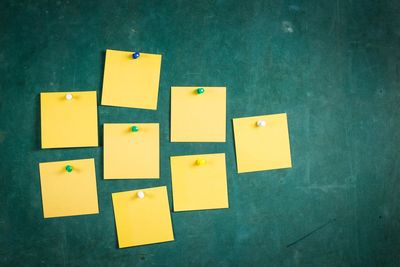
[104,123,159,179]
[39,158,99,218]
[112,186,174,248]
[171,86,226,142]
[170,153,229,212]
[40,91,98,149]
[233,113,292,173]
[101,49,162,110]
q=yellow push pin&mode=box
[196,159,206,166]
[137,191,145,199]
[65,93,73,100]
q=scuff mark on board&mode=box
[135,253,154,261]
[282,21,294,33]
[289,5,301,12]
[0,131,6,143]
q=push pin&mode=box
[132,52,140,59]
[65,93,73,100]
[131,125,139,132]
[196,159,206,166]
[137,191,145,199]
[256,120,266,127]
[196,88,205,94]
[65,165,73,173]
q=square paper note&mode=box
[170,153,229,212]
[101,49,162,110]
[112,186,174,248]
[104,123,159,179]
[233,113,292,173]
[171,86,226,142]
[40,91,98,149]
[39,158,99,218]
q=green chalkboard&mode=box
[1,0,400,266]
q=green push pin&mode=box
[131,125,139,132]
[196,88,205,94]
[65,165,73,173]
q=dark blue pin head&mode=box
[132,52,140,59]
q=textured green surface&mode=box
[1,0,400,266]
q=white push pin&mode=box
[256,120,266,127]
[137,191,145,199]
[65,93,73,100]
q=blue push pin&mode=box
[132,52,140,59]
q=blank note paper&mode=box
[112,186,174,248]
[233,113,292,173]
[101,49,162,110]
[104,123,159,179]
[40,91,98,149]
[39,158,99,218]
[171,86,226,142]
[170,153,229,212]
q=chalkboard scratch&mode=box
[183,72,201,77]
[298,184,355,192]
[61,226,68,267]
[72,66,76,88]
[329,0,341,35]
[305,108,310,184]
[286,218,336,248]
